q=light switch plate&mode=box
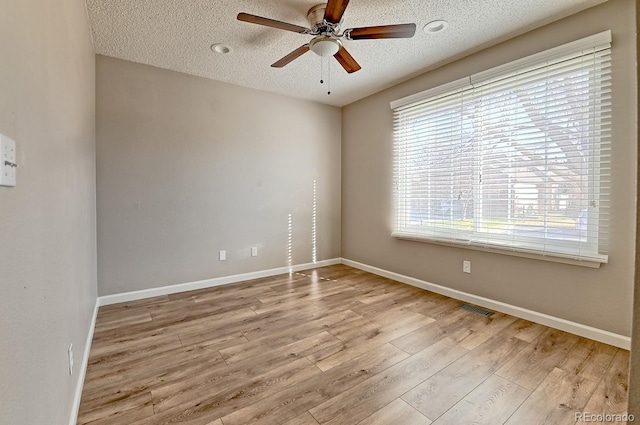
[0,134,17,187]
[251,246,258,257]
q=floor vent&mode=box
[460,303,494,317]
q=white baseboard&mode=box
[98,258,342,307]
[68,299,99,425]
[341,258,631,350]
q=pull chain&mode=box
[319,57,332,95]
[327,58,331,95]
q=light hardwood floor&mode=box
[78,265,629,425]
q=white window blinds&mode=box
[391,31,611,265]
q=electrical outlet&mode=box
[463,260,471,274]
[68,344,74,376]
[251,246,258,257]
[219,250,226,261]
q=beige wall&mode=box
[96,56,341,296]
[341,0,636,336]
[0,0,97,424]
[628,3,640,416]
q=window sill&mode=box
[392,232,607,268]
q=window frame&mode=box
[390,31,611,267]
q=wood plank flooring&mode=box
[78,265,630,425]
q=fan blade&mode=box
[333,46,361,73]
[346,23,416,40]
[272,44,310,68]
[324,0,350,24]
[237,13,309,34]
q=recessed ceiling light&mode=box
[211,43,231,54]
[424,20,448,33]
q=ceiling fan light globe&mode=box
[310,37,341,57]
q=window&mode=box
[391,31,611,265]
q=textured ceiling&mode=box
[86,0,607,107]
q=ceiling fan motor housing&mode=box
[307,4,340,34]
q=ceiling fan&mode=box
[237,0,417,74]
